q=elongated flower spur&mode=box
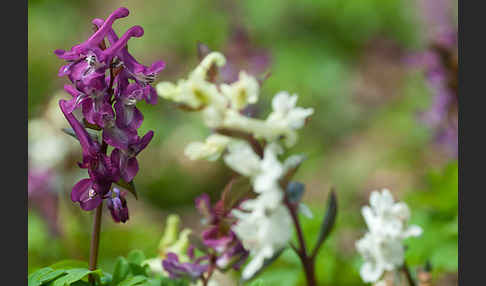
[55,7,163,222]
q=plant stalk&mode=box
[284,197,317,286]
[88,202,103,285]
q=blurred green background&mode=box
[28,0,457,285]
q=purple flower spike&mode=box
[162,253,208,281]
[56,7,161,213]
[107,188,129,223]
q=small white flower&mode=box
[156,52,228,110]
[220,92,313,147]
[267,91,314,129]
[232,203,293,280]
[224,141,302,196]
[220,71,259,110]
[356,232,405,283]
[362,189,422,239]
[184,134,232,161]
[224,141,263,178]
[356,189,422,283]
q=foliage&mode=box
[28,250,189,286]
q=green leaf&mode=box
[312,190,338,257]
[127,250,146,265]
[50,260,89,270]
[47,268,101,286]
[115,179,138,199]
[29,268,66,286]
[111,257,130,286]
[249,279,265,286]
[117,275,147,286]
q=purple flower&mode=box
[55,7,161,215]
[92,17,165,105]
[201,226,234,252]
[194,193,249,271]
[60,100,119,210]
[106,188,129,223]
[82,92,115,128]
[110,131,154,182]
[162,253,208,281]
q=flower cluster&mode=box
[355,189,422,283]
[157,52,313,149]
[157,51,313,279]
[157,194,248,283]
[54,7,163,222]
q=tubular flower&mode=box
[106,188,129,223]
[55,7,162,221]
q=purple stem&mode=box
[88,201,103,285]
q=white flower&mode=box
[156,52,228,109]
[264,91,314,146]
[267,91,314,129]
[356,233,405,283]
[232,203,292,280]
[362,189,423,239]
[219,92,313,147]
[356,189,422,283]
[223,141,263,178]
[220,71,259,110]
[184,134,232,161]
[224,142,299,196]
